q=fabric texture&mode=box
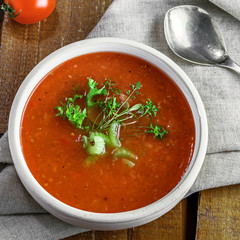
[0,0,240,239]
[209,0,240,20]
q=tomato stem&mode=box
[1,3,21,19]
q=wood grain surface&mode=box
[0,0,113,132]
[0,1,239,239]
[196,185,240,240]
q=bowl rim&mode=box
[8,37,208,224]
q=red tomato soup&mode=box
[21,52,195,213]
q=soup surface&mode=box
[21,52,195,213]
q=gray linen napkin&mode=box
[209,0,240,20]
[1,0,240,239]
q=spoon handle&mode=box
[218,57,240,75]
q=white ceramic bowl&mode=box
[8,38,208,230]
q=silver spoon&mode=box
[164,5,240,74]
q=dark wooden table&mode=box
[0,1,239,239]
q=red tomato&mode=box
[3,0,56,24]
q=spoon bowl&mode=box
[164,5,240,74]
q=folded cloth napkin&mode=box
[209,0,240,21]
[1,0,240,239]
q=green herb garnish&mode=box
[139,98,159,117]
[55,78,168,166]
[55,94,86,128]
[86,78,107,108]
[147,123,168,139]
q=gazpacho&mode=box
[20,52,195,213]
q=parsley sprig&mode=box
[55,94,87,129]
[86,78,107,108]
